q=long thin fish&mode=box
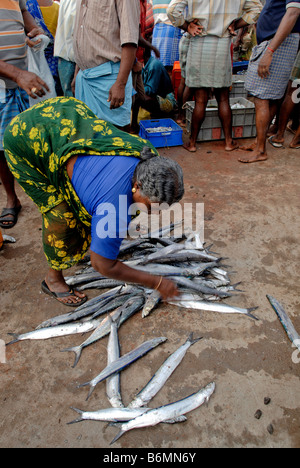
[142,291,161,318]
[106,312,124,408]
[167,276,233,298]
[267,295,300,351]
[128,333,202,409]
[6,319,101,345]
[61,295,145,368]
[110,382,216,445]
[67,406,150,424]
[168,298,259,320]
[78,337,167,401]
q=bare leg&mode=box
[270,81,298,145]
[239,98,276,163]
[44,268,86,305]
[184,88,209,153]
[289,123,300,148]
[214,87,239,151]
[0,150,22,226]
[176,76,186,124]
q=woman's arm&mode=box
[91,252,179,301]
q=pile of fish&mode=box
[6,223,260,444]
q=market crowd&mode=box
[0,0,300,233]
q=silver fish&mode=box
[61,295,145,368]
[65,271,103,286]
[267,295,300,351]
[77,279,125,291]
[132,262,219,278]
[128,333,202,409]
[168,298,258,320]
[106,312,124,408]
[78,337,167,401]
[167,276,232,298]
[110,382,216,445]
[7,319,101,345]
[67,406,150,424]
[142,290,161,318]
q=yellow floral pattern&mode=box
[3,96,158,270]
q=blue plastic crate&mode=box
[233,61,249,74]
[139,118,183,148]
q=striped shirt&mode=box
[73,0,140,71]
[167,0,263,38]
[0,0,28,89]
[149,0,173,25]
[53,0,76,62]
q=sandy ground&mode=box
[0,128,299,449]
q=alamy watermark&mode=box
[0,340,6,364]
[0,79,6,104]
[95,198,204,242]
[292,340,300,364]
[291,79,300,105]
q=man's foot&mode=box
[225,140,239,152]
[41,279,87,307]
[289,141,300,149]
[183,141,197,152]
[239,142,257,151]
[268,135,284,148]
[238,151,268,163]
[0,203,22,229]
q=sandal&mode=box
[41,280,87,307]
[0,206,22,229]
[268,136,284,148]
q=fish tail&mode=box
[6,333,19,345]
[187,332,203,345]
[246,307,259,321]
[60,345,82,368]
[66,407,84,424]
[110,429,126,445]
[85,384,95,401]
[231,282,245,292]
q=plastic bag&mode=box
[27,34,57,106]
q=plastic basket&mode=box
[230,76,247,99]
[185,97,256,142]
[139,118,183,148]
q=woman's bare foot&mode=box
[238,150,268,163]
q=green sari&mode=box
[3,96,158,270]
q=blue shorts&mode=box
[75,61,133,127]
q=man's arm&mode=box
[107,43,137,109]
[0,60,49,98]
[258,6,300,78]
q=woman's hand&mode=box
[156,277,180,301]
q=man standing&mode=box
[73,0,140,130]
[239,0,300,163]
[167,0,263,153]
[0,0,49,229]
[150,0,183,78]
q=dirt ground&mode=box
[0,128,299,449]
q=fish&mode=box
[142,290,161,318]
[267,295,300,351]
[132,262,220,278]
[7,318,102,345]
[76,279,125,291]
[110,382,216,445]
[167,276,233,298]
[65,271,103,286]
[168,298,259,320]
[78,336,168,401]
[106,312,124,408]
[128,333,202,409]
[61,295,145,368]
[67,406,150,424]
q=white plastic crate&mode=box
[230,75,248,98]
[185,97,256,142]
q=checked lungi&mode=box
[152,23,183,67]
[245,33,300,100]
[291,51,300,81]
[186,35,232,89]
